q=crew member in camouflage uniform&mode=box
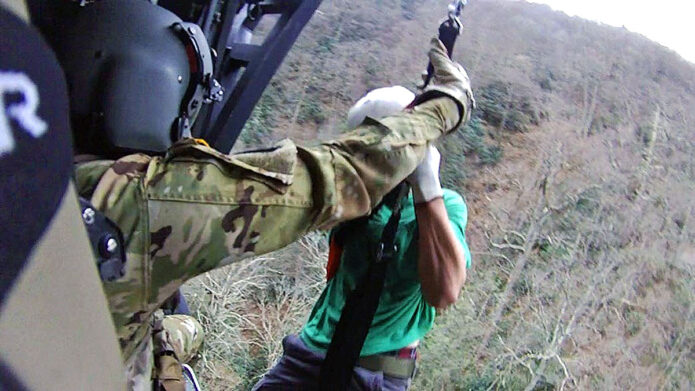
[78,52,470,388]
[55,10,472,391]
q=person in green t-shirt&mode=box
[252,86,471,391]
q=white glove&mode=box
[407,145,443,204]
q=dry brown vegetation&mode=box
[185,0,695,389]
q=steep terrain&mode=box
[185,0,695,389]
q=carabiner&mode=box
[447,0,466,32]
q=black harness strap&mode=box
[319,183,410,391]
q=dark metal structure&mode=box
[161,0,324,152]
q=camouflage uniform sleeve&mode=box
[145,97,458,264]
[76,97,460,353]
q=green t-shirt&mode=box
[300,189,471,356]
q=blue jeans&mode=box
[252,335,412,391]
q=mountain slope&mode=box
[187,1,695,389]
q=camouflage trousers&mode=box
[125,311,204,391]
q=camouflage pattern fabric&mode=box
[124,330,154,391]
[154,312,204,391]
[124,312,203,391]
[75,96,465,387]
[160,314,204,363]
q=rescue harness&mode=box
[318,2,467,388]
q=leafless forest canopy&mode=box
[184,0,695,389]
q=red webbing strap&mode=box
[326,236,343,282]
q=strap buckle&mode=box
[357,354,417,379]
[376,242,398,263]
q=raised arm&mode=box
[415,197,467,309]
[74,94,466,343]
[407,145,468,309]
[78,39,470,263]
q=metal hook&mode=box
[446,0,465,33]
[247,2,262,21]
[448,0,466,19]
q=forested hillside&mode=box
[185,0,695,389]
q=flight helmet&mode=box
[50,0,221,155]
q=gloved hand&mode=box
[407,144,443,204]
[412,38,475,131]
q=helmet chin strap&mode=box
[43,0,227,155]
[172,21,223,142]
